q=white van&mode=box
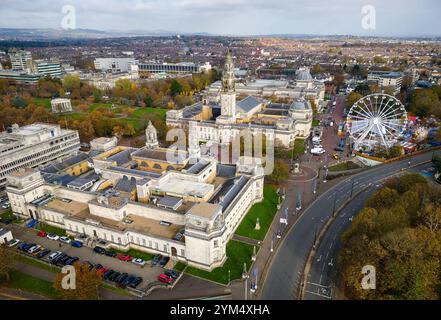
[311,147,326,155]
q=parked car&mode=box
[59,236,71,244]
[109,272,121,282]
[28,245,41,254]
[115,273,129,285]
[105,250,117,258]
[94,263,104,270]
[47,233,60,241]
[117,254,132,262]
[159,256,170,268]
[97,239,107,246]
[165,270,179,279]
[151,254,161,266]
[18,242,32,252]
[131,258,146,266]
[158,274,173,284]
[311,147,326,155]
[103,270,115,280]
[65,257,79,265]
[129,277,143,288]
[48,251,63,262]
[7,239,20,247]
[36,249,51,258]
[31,246,44,256]
[37,230,47,237]
[97,267,108,276]
[93,246,106,254]
[71,240,83,248]
[121,275,136,287]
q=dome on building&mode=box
[296,68,313,81]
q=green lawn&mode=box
[275,139,306,159]
[3,270,59,299]
[88,102,114,111]
[174,262,187,272]
[235,185,279,241]
[131,107,167,119]
[32,97,51,109]
[1,209,13,220]
[312,119,320,127]
[328,161,361,172]
[17,255,61,273]
[36,222,67,237]
[185,240,257,285]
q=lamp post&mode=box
[242,263,249,300]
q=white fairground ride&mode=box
[346,94,408,151]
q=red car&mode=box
[158,274,173,284]
[37,231,47,237]
[97,267,108,276]
[117,254,132,262]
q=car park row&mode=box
[4,229,180,291]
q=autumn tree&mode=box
[54,262,102,300]
[345,92,363,108]
[270,159,289,183]
[0,246,17,283]
[63,75,81,92]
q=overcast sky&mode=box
[0,0,440,36]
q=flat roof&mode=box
[187,203,221,220]
[155,176,214,198]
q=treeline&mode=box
[339,173,441,300]
[0,68,221,110]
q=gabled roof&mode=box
[236,96,262,114]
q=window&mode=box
[214,240,219,248]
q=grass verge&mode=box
[235,185,278,241]
[185,240,257,285]
[2,270,58,299]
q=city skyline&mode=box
[1,0,441,37]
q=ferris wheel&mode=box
[346,94,408,150]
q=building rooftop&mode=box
[187,202,221,220]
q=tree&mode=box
[0,245,17,283]
[11,95,27,108]
[54,262,102,300]
[270,160,289,183]
[432,155,441,173]
[366,187,400,210]
[169,79,183,97]
[63,75,81,92]
[346,92,363,108]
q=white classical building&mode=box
[0,123,80,189]
[167,51,315,149]
[6,123,264,271]
[51,98,73,113]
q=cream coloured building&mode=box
[6,123,264,271]
[167,51,315,149]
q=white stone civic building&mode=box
[6,123,264,271]
[167,51,316,149]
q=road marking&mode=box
[305,290,332,300]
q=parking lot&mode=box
[3,223,178,293]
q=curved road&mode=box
[260,150,440,300]
[304,161,434,300]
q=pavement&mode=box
[303,161,436,300]
[259,149,441,300]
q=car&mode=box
[97,239,107,246]
[109,272,121,282]
[131,258,146,266]
[159,256,170,268]
[158,274,173,284]
[71,240,83,248]
[103,270,115,280]
[165,270,179,279]
[48,251,63,262]
[0,218,12,224]
[334,147,344,152]
[65,257,79,265]
[36,249,51,258]
[93,246,106,254]
[47,233,60,241]
[311,148,325,155]
[97,267,108,276]
[151,254,161,266]
[121,275,136,287]
[105,250,117,258]
[59,236,71,244]
[28,245,41,254]
[115,273,129,285]
[117,254,132,262]
[95,263,104,270]
[18,242,31,251]
[129,277,143,288]
[52,253,68,265]
[37,230,47,237]
[332,153,339,160]
[7,239,20,247]
[31,246,44,256]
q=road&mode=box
[260,150,440,300]
[303,161,435,300]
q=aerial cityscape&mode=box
[0,0,441,312]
